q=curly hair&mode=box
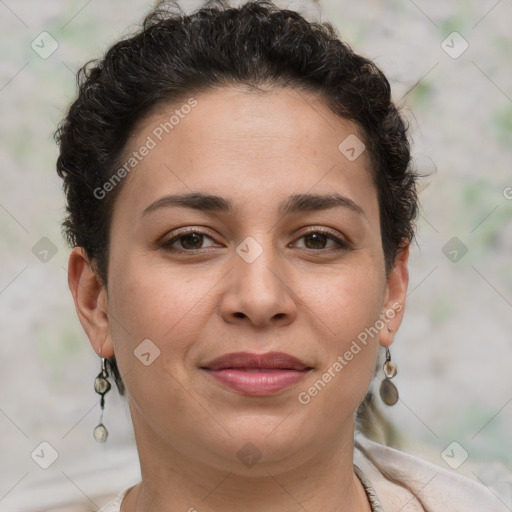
[54,0,420,441]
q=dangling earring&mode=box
[379,328,399,406]
[93,357,111,442]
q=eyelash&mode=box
[160,228,349,253]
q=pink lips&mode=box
[201,351,312,396]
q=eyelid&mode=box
[291,227,349,250]
[160,226,350,252]
[160,227,219,248]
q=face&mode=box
[69,86,408,475]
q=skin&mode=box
[68,86,409,512]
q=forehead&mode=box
[112,86,378,222]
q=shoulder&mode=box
[96,487,132,512]
[354,435,507,511]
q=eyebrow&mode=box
[141,192,366,219]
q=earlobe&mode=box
[67,247,114,358]
[380,242,410,347]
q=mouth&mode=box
[200,351,312,371]
[200,351,313,396]
[221,368,299,372]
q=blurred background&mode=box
[0,0,511,510]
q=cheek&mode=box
[305,259,385,338]
[105,260,220,433]
[301,263,384,390]
[106,256,219,380]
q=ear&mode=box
[67,247,114,358]
[379,241,410,347]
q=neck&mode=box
[122,409,371,512]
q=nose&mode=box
[219,238,297,328]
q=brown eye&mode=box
[178,232,205,250]
[161,230,217,252]
[293,229,348,252]
[303,232,329,250]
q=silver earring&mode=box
[379,334,399,406]
[93,357,111,442]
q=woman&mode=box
[54,1,503,510]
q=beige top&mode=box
[353,436,506,511]
[96,436,504,511]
